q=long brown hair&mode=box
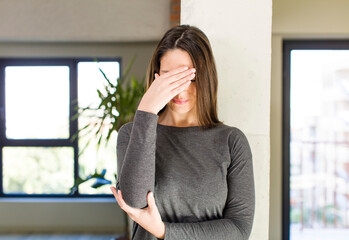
[146,25,222,129]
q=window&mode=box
[0,58,120,197]
[283,41,349,240]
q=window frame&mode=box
[0,57,121,198]
[282,40,349,240]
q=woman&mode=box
[110,25,255,240]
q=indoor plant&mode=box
[70,56,145,239]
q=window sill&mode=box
[0,197,115,203]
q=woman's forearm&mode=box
[116,110,159,208]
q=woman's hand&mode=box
[138,66,196,114]
[110,186,165,239]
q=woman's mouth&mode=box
[172,99,189,105]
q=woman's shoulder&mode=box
[214,122,247,137]
[215,123,250,148]
[217,124,252,159]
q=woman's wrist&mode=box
[137,102,158,115]
[137,108,158,115]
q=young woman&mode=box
[110,25,255,240]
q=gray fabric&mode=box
[116,110,255,240]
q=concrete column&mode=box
[181,1,272,239]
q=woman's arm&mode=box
[163,128,255,240]
[116,110,159,209]
[116,67,195,209]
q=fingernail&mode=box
[191,68,196,72]
[183,66,189,70]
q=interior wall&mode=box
[270,0,349,239]
[0,42,157,79]
[273,0,349,37]
[0,0,170,42]
[182,0,272,239]
[0,199,125,233]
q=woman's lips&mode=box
[172,99,189,105]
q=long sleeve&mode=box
[116,110,159,209]
[163,128,255,240]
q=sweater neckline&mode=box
[157,123,202,130]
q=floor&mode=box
[0,235,125,240]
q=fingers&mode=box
[170,80,192,95]
[117,190,130,211]
[110,187,133,213]
[155,67,195,96]
[110,186,118,198]
[116,190,126,208]
[170,72,195,88]
[159,66,189,79]
[147,192,155,208]
[167,68,196,84]
[157,67,195,84]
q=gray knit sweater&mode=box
[116,110,255,240]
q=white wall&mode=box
[273,0,349,37]
[182,0,272,239]
[270,0,349,239]
[0,0,170,42]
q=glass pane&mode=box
[3,147,74,194]
[290,50,349,240]
[77,61,119,194]
[5,66,70,139]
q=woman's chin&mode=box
[168,104,195,114]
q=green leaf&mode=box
[98,67,113,87]
[69,56,146,191]
[97,89,104,99]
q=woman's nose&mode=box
[174,90,188,99]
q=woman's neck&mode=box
[158,107,199,127]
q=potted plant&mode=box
[70,56,145,239]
